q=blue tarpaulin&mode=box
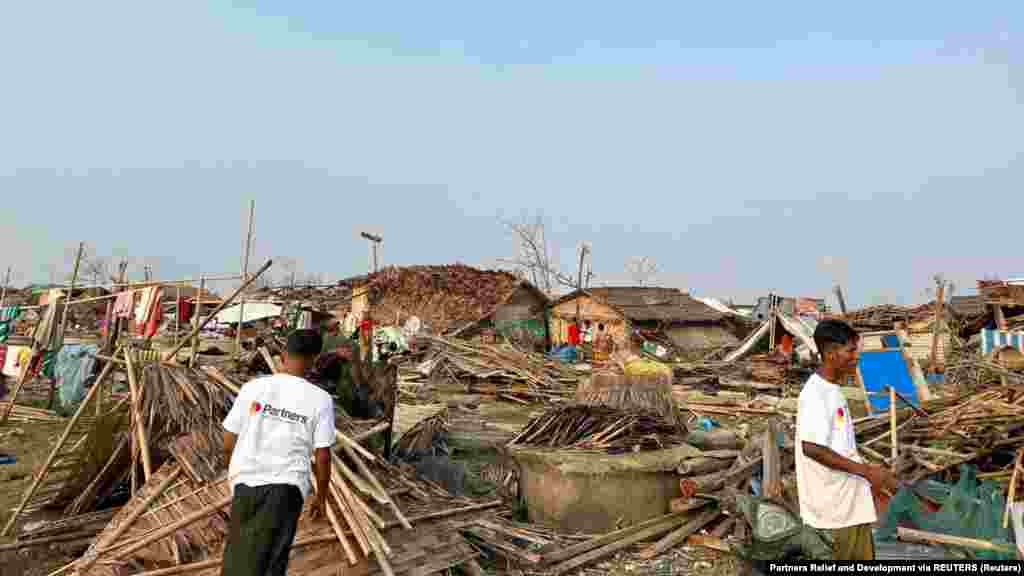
[858,350,917,412]
[55,344,98,415]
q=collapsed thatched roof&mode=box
[338,264,547,333]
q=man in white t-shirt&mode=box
[796,319,898,560]
[221,329,335,576]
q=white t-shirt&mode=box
[222,374,335,498]
[795,373,877,529]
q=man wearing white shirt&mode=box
[221,330,335,576]
[796,319,898,560]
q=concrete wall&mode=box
[516,455,680,533]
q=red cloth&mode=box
[567,324,580,346]
[177,297,194,323]
[137,288,163,338]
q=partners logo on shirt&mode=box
[834,407,845,428]
[250,400,308,425]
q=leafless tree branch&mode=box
[500,214,581,295]
[626,256,658,286]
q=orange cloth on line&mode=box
[135,287,163,337]
[780,334,794,355]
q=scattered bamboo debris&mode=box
[408,336,580,401]
[508,404,685,453]
[394,408,449,460]
[0,402,65,424]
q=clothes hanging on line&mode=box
[112,291,135,319]
[32,290,63,352]
[135,287,163,338]
[177,297,194,323]
[0,306,21,343]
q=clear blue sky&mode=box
[1,2,1021,306]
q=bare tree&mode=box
[626,256,658,286]
[499,213,578,295]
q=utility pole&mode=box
[0,266,11,309]
[360,232,383,273]
[235,200,255,357]
[833,284,848,315]
[574,243,590,332]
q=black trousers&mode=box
[221,483,303,576]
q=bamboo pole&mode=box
[343,445,412,530]
[889,386,899,472]
[0,266,11,309]
[107,494,233,560]
[162,259,273,362]
[1003,448,1023,529]
[125,349,153,481]
[174,284,180,348]
[235,199,255,358]
[314,474,359,565]
[1,348,121,536]
[73,467,184,574]
[190,277,204,366]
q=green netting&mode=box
[494,318,546,338]
[877,464,1013,560]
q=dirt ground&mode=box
[0,415,82,576]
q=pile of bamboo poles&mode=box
[854,384,1024,483]
[0,402,64,424]
[508,404,686,453]
[410,336,580,401]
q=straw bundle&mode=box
[576,371,684,432]
[508,404,686,452]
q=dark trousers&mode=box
[222,483,303,576]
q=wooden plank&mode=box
[897,527,1015,554]
[546,513,692,575]
[541,511,695,566]
[639,508,721,559]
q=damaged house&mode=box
[333,265,550,349]
[549,287,748,357]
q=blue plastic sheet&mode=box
[55,344,98,415]
[858,350,917,412]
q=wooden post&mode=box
[994,304,1008,330]
[191,277,204,366]
[0,266,11,309]
[573,244,588,336]
[125,349,153,481]
[49,242,85,409]
[932,281,945,372]
[235,199,255,358]
[889,386,899,472]
[834,285,848,315]
[856,367,872,416]
[174,284,180,348]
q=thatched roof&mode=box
[338,264,547,334]
[556,287,725,324]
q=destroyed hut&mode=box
[550,287,748,358]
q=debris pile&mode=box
[407,336,580,402]
[508,404,686,453]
